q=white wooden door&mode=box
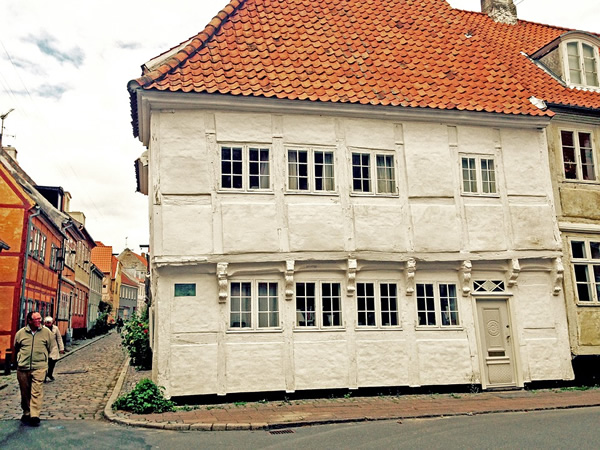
[476,299,516,387]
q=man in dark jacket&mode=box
[14,311,52,426]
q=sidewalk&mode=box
[106,360,600,431]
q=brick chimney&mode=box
[481,0,517,25]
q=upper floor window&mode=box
[287,148,335,192]
[561,130,596,181]
[220,145,271,191]
[571,240,600,303]
[461,155,497,195]
[351,151,397,195]
[565,41,599,88]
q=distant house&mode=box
[118,248,149,313]
[0,147,65,363]
[91,242,118,322]
[88,264,103,330]
[119,272,139,320]
[127,0,600,397]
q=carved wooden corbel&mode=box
[347,259,357,296]
[461,260,472,297]
[508,258,520,287]
[285,260,295,300]
[553,257,564,296]
[405,258,416,295]
[217,262,228,303]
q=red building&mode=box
[0,147,66,364]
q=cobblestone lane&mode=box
[0,332,126,421]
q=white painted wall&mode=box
[147,110,573,397]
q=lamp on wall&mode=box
[0,240,10,252]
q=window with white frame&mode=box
[356,282,399,327]
[295,282,342,328]
[351,151,397,194]
[220,145,271,191]
[564,40,599,88]
[416,283,459,327]
[570,240,600,303]
[461,155,497,195]
[229,281,279,329]
[287,148,335,192]
[560,130,596,181]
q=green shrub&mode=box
[121,313,152,369]
[112,378,175,414]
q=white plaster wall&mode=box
[148,109,574,396]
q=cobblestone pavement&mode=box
[0,332,126,421]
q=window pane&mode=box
[315,151,335,192]
[591,242,600,260]
[582,43,599,87]
[380,283,398,326]
[230,282,252,328]
[416,283,436,326]
[462,157,477,193]
[561,131,577,179]
[288,150,309,190]
[357,283,376,326]
[567,42,582,84]
[258,282,278,328]
[221,147,243,189]
[352,153,371,192]
[571,241,586,259]
[579,133,596,181]
[481,158,496,194]
[574,265,591,301]
[322,282,341,327]
[296,282,316,327]
[376,154,395,194]
[249,148,270,189]
[439,283,458,326]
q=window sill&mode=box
[350,192,400,198]
[217,189,274,195]
[226,328,283,333]
[561,179,600,186]
[415,326,464,331]
[460,193,500,199]
[284,191,339,196]
[293,327,346,332]
[575,301,600,307]
[356,326,403,331]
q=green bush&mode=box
[112,378,175,414]
[121,313,152,369]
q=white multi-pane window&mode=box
[287,148,335,192]
[351,151,397,194]
[570,240,600,303]
[295,282,342,328]
[564,41,599,88]
[560,130,596,181]
[416,283,459,327]
[220,145,271,191]
[229,281,279,329]
[461,155,497,195]
[356,282,399,327]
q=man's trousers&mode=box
[17,368,46,418]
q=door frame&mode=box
[473,295,522,390]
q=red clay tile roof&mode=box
[129,0,600,131]
[120,271,138,287]
[91,244,112,274]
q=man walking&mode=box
[14,311,52,426]
[44,316,64,382]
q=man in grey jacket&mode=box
[14,311,52,426]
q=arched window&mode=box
[565,40,599,87]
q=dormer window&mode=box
[564,40,599,88]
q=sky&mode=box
[0,0,597,255]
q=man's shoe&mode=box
[47,376,55,382]
[29,417,40,426]
[20,415,30,424]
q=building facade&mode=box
[127,0,599,397]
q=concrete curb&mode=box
[103,356,130,423]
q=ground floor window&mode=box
[571,239,600,302]
[356,282,399,327]
[416,283,459,327]
[295,282,342,328]
[229,281,279,329]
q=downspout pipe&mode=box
[19,206,41,328]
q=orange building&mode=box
[0,147,66,364]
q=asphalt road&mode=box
[1,406,599,449]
